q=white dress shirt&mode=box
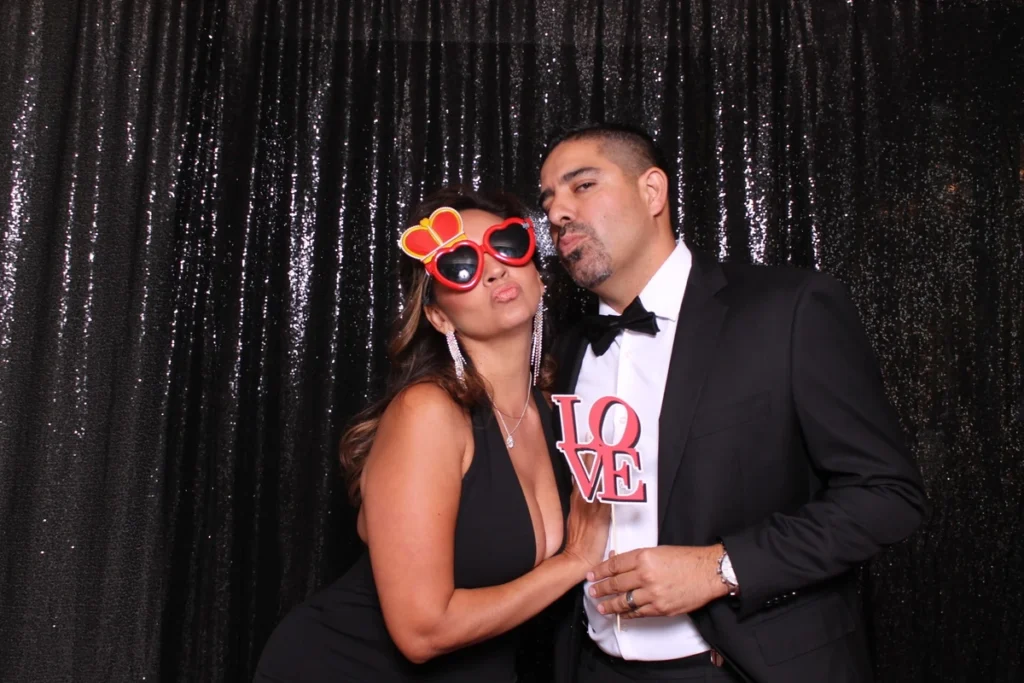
[576,241,711,661]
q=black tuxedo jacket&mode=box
[550,249,928,683]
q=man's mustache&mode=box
[554,222,595,245]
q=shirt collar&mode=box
[598,241,691,322]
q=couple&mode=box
[254,123,928,683]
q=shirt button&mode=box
[616,415,627,425]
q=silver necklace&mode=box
[495,380,531,449]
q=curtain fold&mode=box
[0,1,1021,681]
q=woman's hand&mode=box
[561,487,611,576]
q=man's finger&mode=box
[588,570,641,599]
[597,587,649,616]
[587,548,640,582]
[620,603,656,619]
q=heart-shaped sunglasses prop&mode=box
[399,207,536,291]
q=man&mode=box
[539,123,928,683]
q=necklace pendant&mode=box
[506,435,515,448]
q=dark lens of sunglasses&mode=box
[489,222,531,258]
[435,244,479,284]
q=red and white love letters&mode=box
[551,395,647,504]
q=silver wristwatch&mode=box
[717,549,740,596]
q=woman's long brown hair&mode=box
[338,186,556,506]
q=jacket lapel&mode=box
[536,387,572,525]
[657,251,729,531]
[550,324,588,501]
[554,324,588,396]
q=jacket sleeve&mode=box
[720,272,929,619]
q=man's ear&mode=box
[639,167,669,219]
[423,303,451,335]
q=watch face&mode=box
[721,554,737,585]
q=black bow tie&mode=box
[582,297,660,357]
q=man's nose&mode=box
[547,194,574,234]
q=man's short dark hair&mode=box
[541,122,667,178]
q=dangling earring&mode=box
[446,329,466,383]
[530,301,544,386]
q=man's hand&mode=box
[586,544,730,619]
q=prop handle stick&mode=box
[612,503,620,633]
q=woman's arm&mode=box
[361,383,600,664]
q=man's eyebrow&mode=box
[537,166,602,208]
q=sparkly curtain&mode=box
[0,1,1022,682]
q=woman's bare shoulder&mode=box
[375,382,471,449]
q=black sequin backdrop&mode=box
[0,1,1021,682]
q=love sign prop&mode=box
[552,394,648,504]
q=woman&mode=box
[254,187,609,682]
